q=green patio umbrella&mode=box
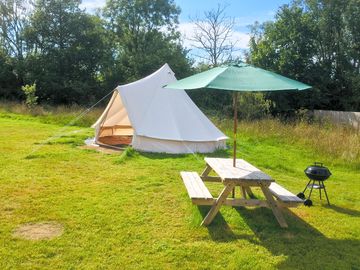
[165,62,311,167]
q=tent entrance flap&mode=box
[96,90,134,146]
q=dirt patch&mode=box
[13,222,63,240]
[79,144,123,154]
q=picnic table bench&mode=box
[180,158,303,228]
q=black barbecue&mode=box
[297,162,331,206]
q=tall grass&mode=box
[1,101,358,165]
[216,117,359,165]
[0,101,103,127]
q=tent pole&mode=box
[233,92,238,167]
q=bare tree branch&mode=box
[0,0,32,59]
[190,3,235,66]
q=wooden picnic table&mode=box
[181,158,303,228]
[181,158,304,228]
[200,158,288,227]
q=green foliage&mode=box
[189,89,272,120]
[115,147,137,164]
[102,0,192,82]
[0,0,29,59]
[249,0,360,113]
[0,0,192,105]
[0,50,19,99]
[21,83,38,108]
[238,93,272,120]
[23,0,112,104]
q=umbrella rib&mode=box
[204,66,229,88]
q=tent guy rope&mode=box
[25,89,115,157]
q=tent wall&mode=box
[132,135,226,154]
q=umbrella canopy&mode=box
[165,63,311,91]
[164,62,312,167]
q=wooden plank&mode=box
[201,176,222,182]
[192,198,215,205]
[186,172,206,199]
[205,158,273,182]
[260,184,288,228]
[180,171,213,200]
[269,183,303,203]
[201,164,212,177]
[193,173,211,199]
[223,198,268,207]
[201,183,235,226]
[192,198,269,207]
[181,172,201,198]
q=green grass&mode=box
[0,109,359,269]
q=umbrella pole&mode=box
[233,92,238,167]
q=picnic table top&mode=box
[204,157,274,182]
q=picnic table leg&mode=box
[260,184,288,228]
[245,187,254,198]
[240,186,247,198]
[201,183,235,226]
[201,164,212,177]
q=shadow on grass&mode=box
[139,152,190,160]
[325,204,360,217]
[229,207,360,269]
[138,148,230,160]
[196,206,253,242]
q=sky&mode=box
[80,0,292,59]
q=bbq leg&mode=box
[308,180,315,199]
[322,183,330,206]
[303,179,312,194]
[319,181,322,200]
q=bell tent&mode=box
[92,64,227,153]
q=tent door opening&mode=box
[94,91,134,147]
[97,125,133,146]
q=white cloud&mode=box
[177,22,250,50]
[80,0,106,11]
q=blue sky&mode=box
[80,0,291,58]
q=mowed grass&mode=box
[0,111,359,269]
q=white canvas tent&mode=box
[92,64,227,153]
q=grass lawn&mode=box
[0,111,359,269]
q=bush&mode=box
[21,83,38,108]
[237,92,272,120]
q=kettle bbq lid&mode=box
[304,162,332,177]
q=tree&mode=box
[190,4,235,66]
[102,0,192,82]
[0,0,33,96]
[0,49,18,99]
[0,0,31,59]
[24,0,112,104]
[249,0,360,113]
